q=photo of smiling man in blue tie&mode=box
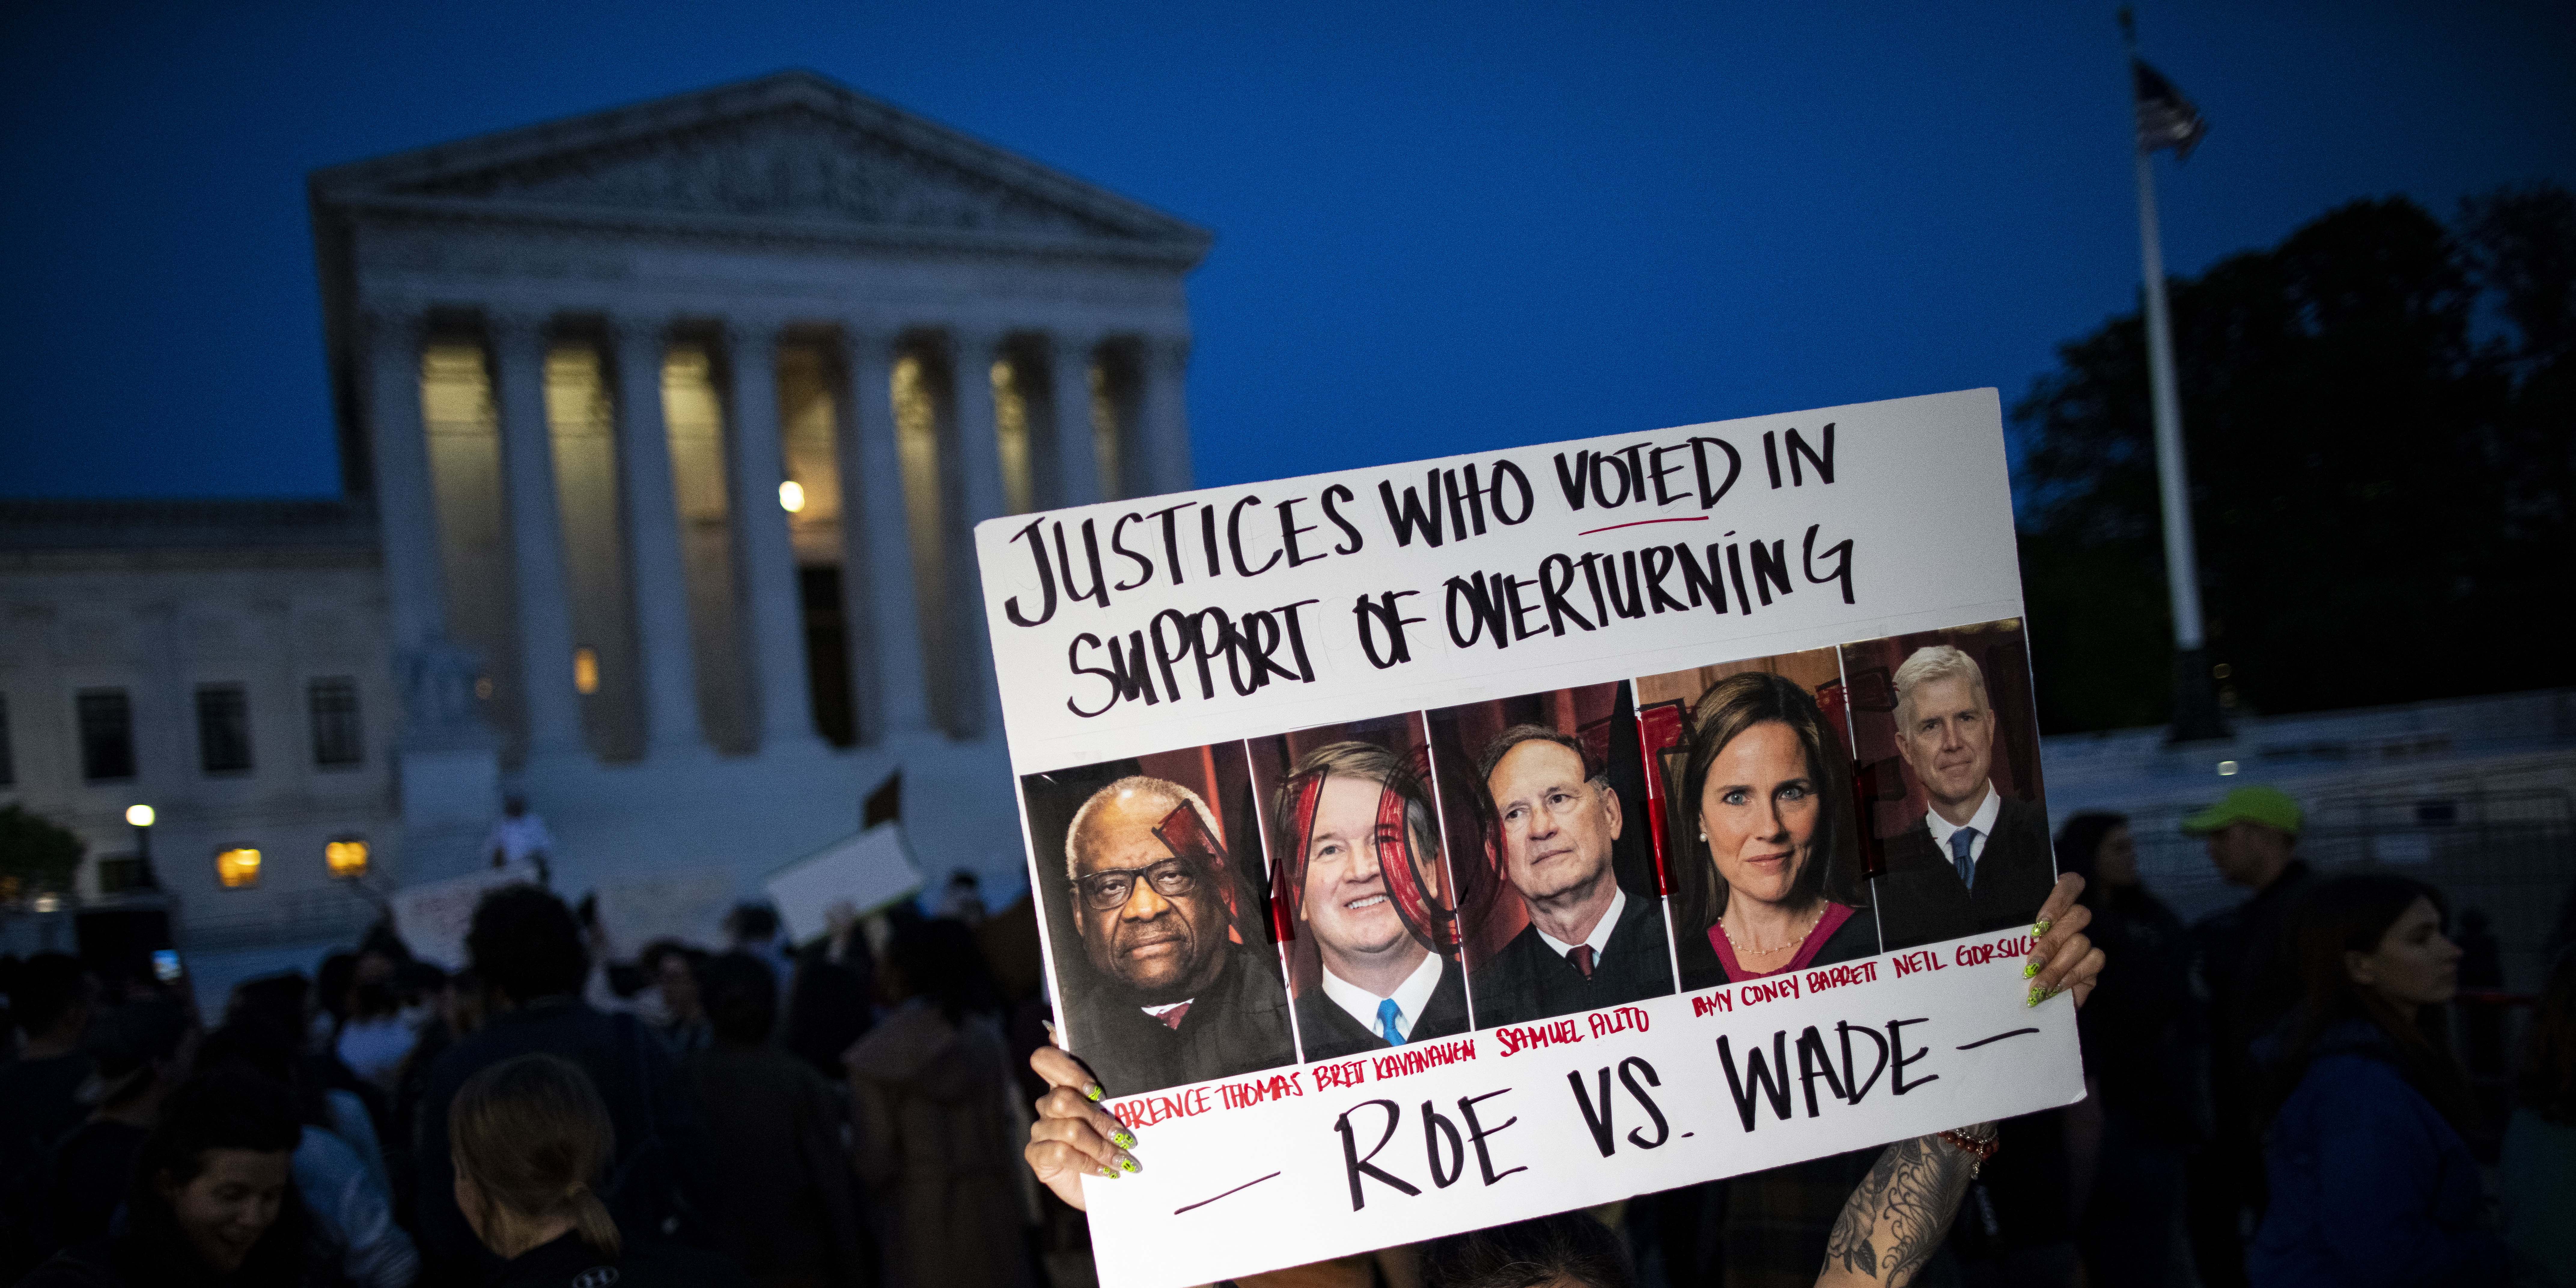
[1269,741,1471,1062]
[1870,644,2057,951]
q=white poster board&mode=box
[587,869,738,957]
[390,864,540,969]
[762,823,927,943]
[975,389,2082,1287]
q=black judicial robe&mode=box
[1064,941,1297,1098]
[1673,900,1882,993]
[1870,793,2057,952]
[1292,955,1471,1063]
[1466,889,1676,1029]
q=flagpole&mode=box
[2125,12,2228,742]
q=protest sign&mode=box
[976,389,2080,1287]
[390,864,540,968]
[763,822,927,943]
[588,869,737,957]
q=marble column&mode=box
[1139,334,1196,496]
[945,327,1009,735]
[359,307,445,654]
[835,327,930,739]
[1049,331,1106,507]
[489,312,584,759]
[610,315,706,757]
[722,319,824,753]
[950,328,1010,525]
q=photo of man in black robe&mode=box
[1053,776,1295,1095]
[1465,726,1676,1027]
[1868,645,2055,951]
[1268,741,1470,1062]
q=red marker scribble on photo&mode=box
[1271,767,1462,956]
[1151,800,1246,946]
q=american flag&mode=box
[2132,57,2209,160]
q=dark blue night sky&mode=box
[3,1,2569,499]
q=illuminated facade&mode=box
[0,71,1206,955]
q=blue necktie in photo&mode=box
[1377,998,1404,1045]
[1950,826,1981,891]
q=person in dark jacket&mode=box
[2246,873,2504,1287]
[1055,777,1295,1095]
[2182,785,2314,1288]
[845,919,1033,1288]
[1,955,96,1206]
[16,1070,312,1288]
[2054,812,2203,1288]
[31,998,196,1265]
[682,952,870,1288]
[448,1053,748,1288]
[415,885,719,1281]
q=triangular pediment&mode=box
[312,71,1208,259]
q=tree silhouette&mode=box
[2015,184,2574,732]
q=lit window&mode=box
[215,847,262,889]
[573,648,600,695]
[325,838,368,879]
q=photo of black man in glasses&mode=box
[1019,743,1296,1097]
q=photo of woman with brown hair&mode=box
[1668,669,1878,990]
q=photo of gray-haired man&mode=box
[1868,644,2055,950]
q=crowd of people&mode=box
[2044,786,2576,1288]
[2,781,2572,1287]
[0,876,1056,1288]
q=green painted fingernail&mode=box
[2032,919,2051,939]
[2026,984,2044,1008]
[1118,1153,1141,1174]
[2021,961,2038,979]
[1098,1165,1119,1179]
[1084,1083,1104,1103]
[1111,1128,1136,1150]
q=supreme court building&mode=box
[0,71,1205,956]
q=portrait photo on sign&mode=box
[1839,619,2055,951]
[1018,742,1295,1097]
[1635,648,1883,992]
[1246,714,1469,1062]
[1421,682,1677,1030]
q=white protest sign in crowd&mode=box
[973,389,2084,1288]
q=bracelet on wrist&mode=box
[1936,1128,2000,1176]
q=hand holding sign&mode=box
[2025,874,2103,1007]
[1025,1043,1135,1209]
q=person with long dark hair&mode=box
[2054,812,2202,1288]
[2246,873,2504,1286]
[1670,671,1876,990]
[16,1070,311,1287]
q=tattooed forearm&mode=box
[1815,1131,1984,1287]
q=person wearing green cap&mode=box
[2179,783,2313,1288]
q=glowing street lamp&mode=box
[123,804,161,891]
[778,480,806,513]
